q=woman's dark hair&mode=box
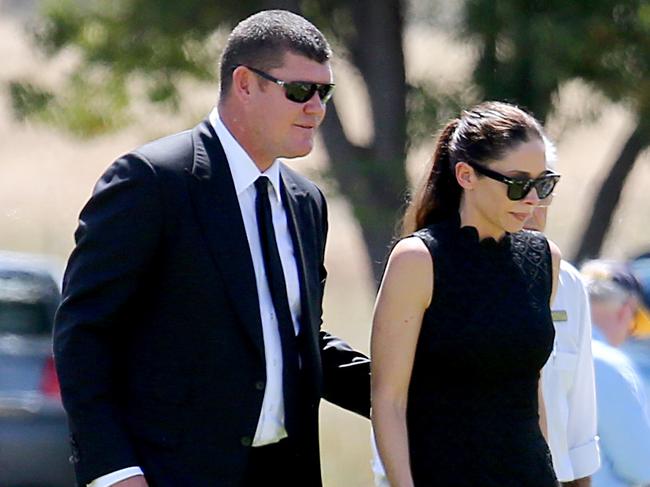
[401,101,547,234]
[219,10,331,98]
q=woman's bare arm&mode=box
[371,237,433,487]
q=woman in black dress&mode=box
[371,101,562,487]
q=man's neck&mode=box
[217,102,274,171]
[592,321,621,348]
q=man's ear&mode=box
[455,161,475,190]
[619,298,638,331]
[230,66,254,103]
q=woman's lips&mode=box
[510,211,531,222]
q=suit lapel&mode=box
[187,120,264,360]
[280,168,322,385]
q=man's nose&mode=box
[303,90,326,116]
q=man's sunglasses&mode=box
[238,65,335,104]
[466,160,561,201]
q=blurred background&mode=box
[1,0,649,485]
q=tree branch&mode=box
[573,122,648,263]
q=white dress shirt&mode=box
[541,260,600,482]
[370,260,601,486]
[89,107,302,486]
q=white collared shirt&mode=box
[209,106,302,445]
[89,108,302,486]
[541,260,600,482]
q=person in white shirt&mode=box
[528,203,600,486]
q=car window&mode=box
[0,300,52,335]
[0,271,59,335]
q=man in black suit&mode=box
[53,10,370,487]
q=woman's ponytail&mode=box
[401,119,462,235]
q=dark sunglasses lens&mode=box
[284,82,334,103]
[284,83,314,103]
[535,177,558,199]
[507,181,530,201]
[317,84,334,103]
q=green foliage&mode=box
[11,0,266,133]
[11,0,650,135]
[34,0,256,78]
[9,70,130,136]
[406,82,478,147]
[462,0,650,122]
[9,82,54,121]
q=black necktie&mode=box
[254,176,300,436]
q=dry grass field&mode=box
[2,5,649,486]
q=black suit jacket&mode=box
[53,119,370,487]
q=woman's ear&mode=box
[455,161,475,190]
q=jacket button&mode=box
[240,436,252,447]
[255,381,265,391]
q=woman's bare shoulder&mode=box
[382,236,434,306]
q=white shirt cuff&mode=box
[370,457,390,487]
[568,437,601,480]
[88,467,144,487]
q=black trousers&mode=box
[242,438,313,487]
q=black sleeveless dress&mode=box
[406,217,558,487]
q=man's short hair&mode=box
[581,259,642,305]
[219,10,332,98]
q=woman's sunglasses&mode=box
[238,65,335,104]
[466,161,561,201]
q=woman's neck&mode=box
[458,201,506,242]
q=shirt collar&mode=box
[209,107,282,201]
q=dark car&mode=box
[0,251,75,487]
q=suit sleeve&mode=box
[53,154,164,484]
[314,190,371,418]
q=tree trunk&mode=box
[320,0,408,284]
[263,0,408,284]
[573,123,648,263]
[321,91,406,287]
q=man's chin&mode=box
[282,145,314,160]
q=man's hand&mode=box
[113,476,148,487]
